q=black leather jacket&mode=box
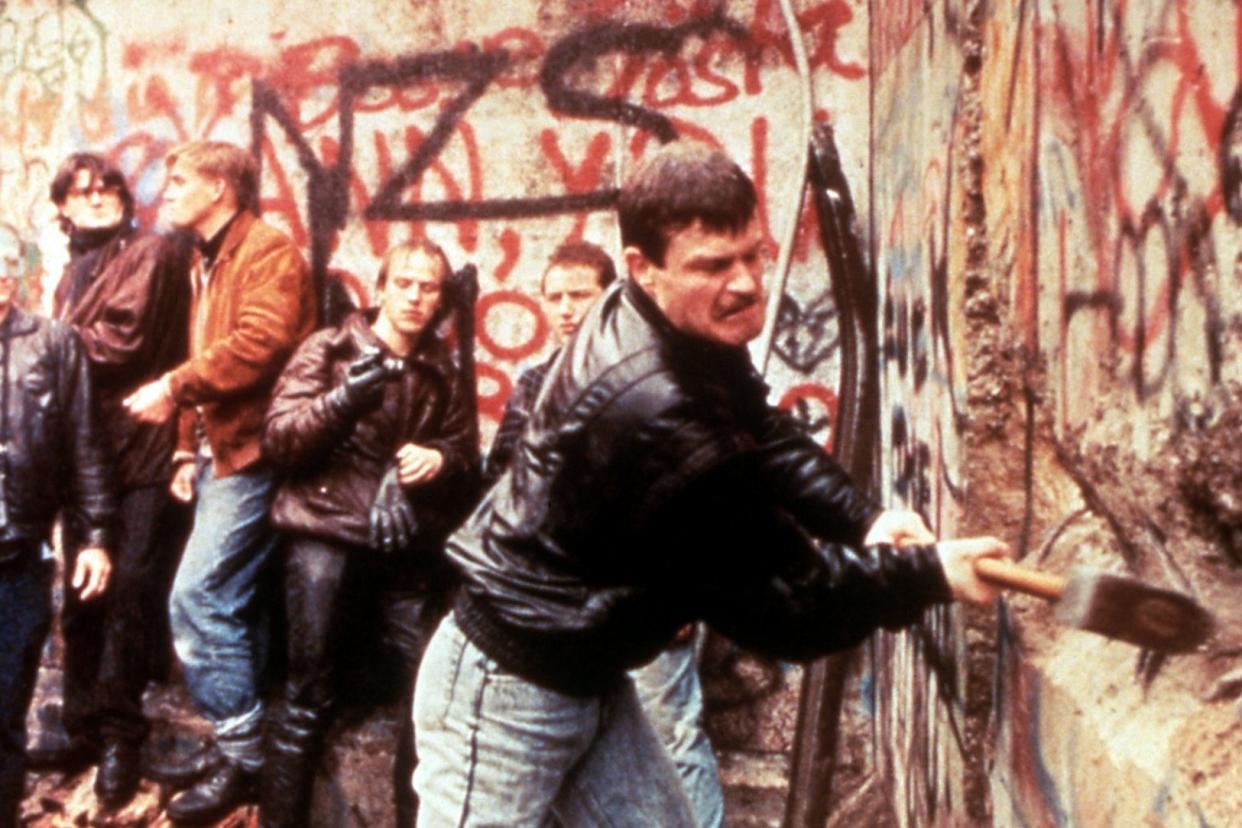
[56,226,191,490]
[0,308,113,561]
[264,310,479,550]
[451,280,951,695]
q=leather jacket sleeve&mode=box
[59,330,114,548]
[73,234,191,383]
[262,332,354,471]
[754,407,881,547]
[653,452,948,660]
[481,397,523,490]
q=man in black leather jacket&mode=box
[483,240,729,827]
[259,240,478,828]
[0,228,113,828]
[411,142,1009,827]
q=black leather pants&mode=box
[261,534,447,828]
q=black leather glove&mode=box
[323,346,398,421]
[369,463,418,554]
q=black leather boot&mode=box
[146,740,221,789]
[393,710,419,828]
[95,739,142,809]
[259,704,321,828]
[166,756,257,825]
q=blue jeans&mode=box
[169,461,277,770]
[413,612,697,827]
[630,628,724,828]
[0,548,50,828]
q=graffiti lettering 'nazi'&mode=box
[250,12,750,307]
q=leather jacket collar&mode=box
[341,308,457,377]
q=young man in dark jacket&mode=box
[483,240,728,827]
[412,142,1009,826]
[0,227,113,828]
[259,240,479,828]
[26,153,192,809]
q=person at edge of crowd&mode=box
[22,153,192,810]
[481,239,727,827]
[123,140,316,824]
[411,141,1011,828]
[0,229,114,828]
[258,239,479,828]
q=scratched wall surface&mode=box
[867,1,980,825]
[2,0,885,821]
[980,0,1242,825]
[860,0,1242,824]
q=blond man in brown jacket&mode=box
[125,140,316,824]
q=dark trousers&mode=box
[61,486,173,747]
[262,535,448,828]
[0,546,51,828]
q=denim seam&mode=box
[458,658,489,828]
[442,617,466,731]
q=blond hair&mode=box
[165,141,258,213]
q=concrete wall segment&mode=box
[0,0,874,443]
[6,1,887,823]
[869,1,980,825]
[982,0,1242,825]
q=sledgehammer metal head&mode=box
[974,558,1213,653]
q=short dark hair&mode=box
[541,240,617,293]
[165,141,259,214]
[50,152,134,220]
[376,239,451,289]
[618,142,757,266]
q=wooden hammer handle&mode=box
[974,558,1068,601]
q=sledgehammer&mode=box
[974,559,1213,653]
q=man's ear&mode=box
[209,176,231,209]
[624,246,656,292]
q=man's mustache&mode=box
[714,294,760,320]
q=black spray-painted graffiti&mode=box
[249,10,749,313]
[1061,191,1223,400]
[772,290,840,373]
[889,405,932,518]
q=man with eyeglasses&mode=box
[24,153,192,809]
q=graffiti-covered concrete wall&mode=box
[13,0,1242,824]
[867,1,994,824]
[4,0,883,825]
[869,0,1242,824]
[981,0,1242,824]
[868,0,1242,824]
[0,0,872,447]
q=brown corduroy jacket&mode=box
[169,211,316,477]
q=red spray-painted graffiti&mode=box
[0,1,869,433]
